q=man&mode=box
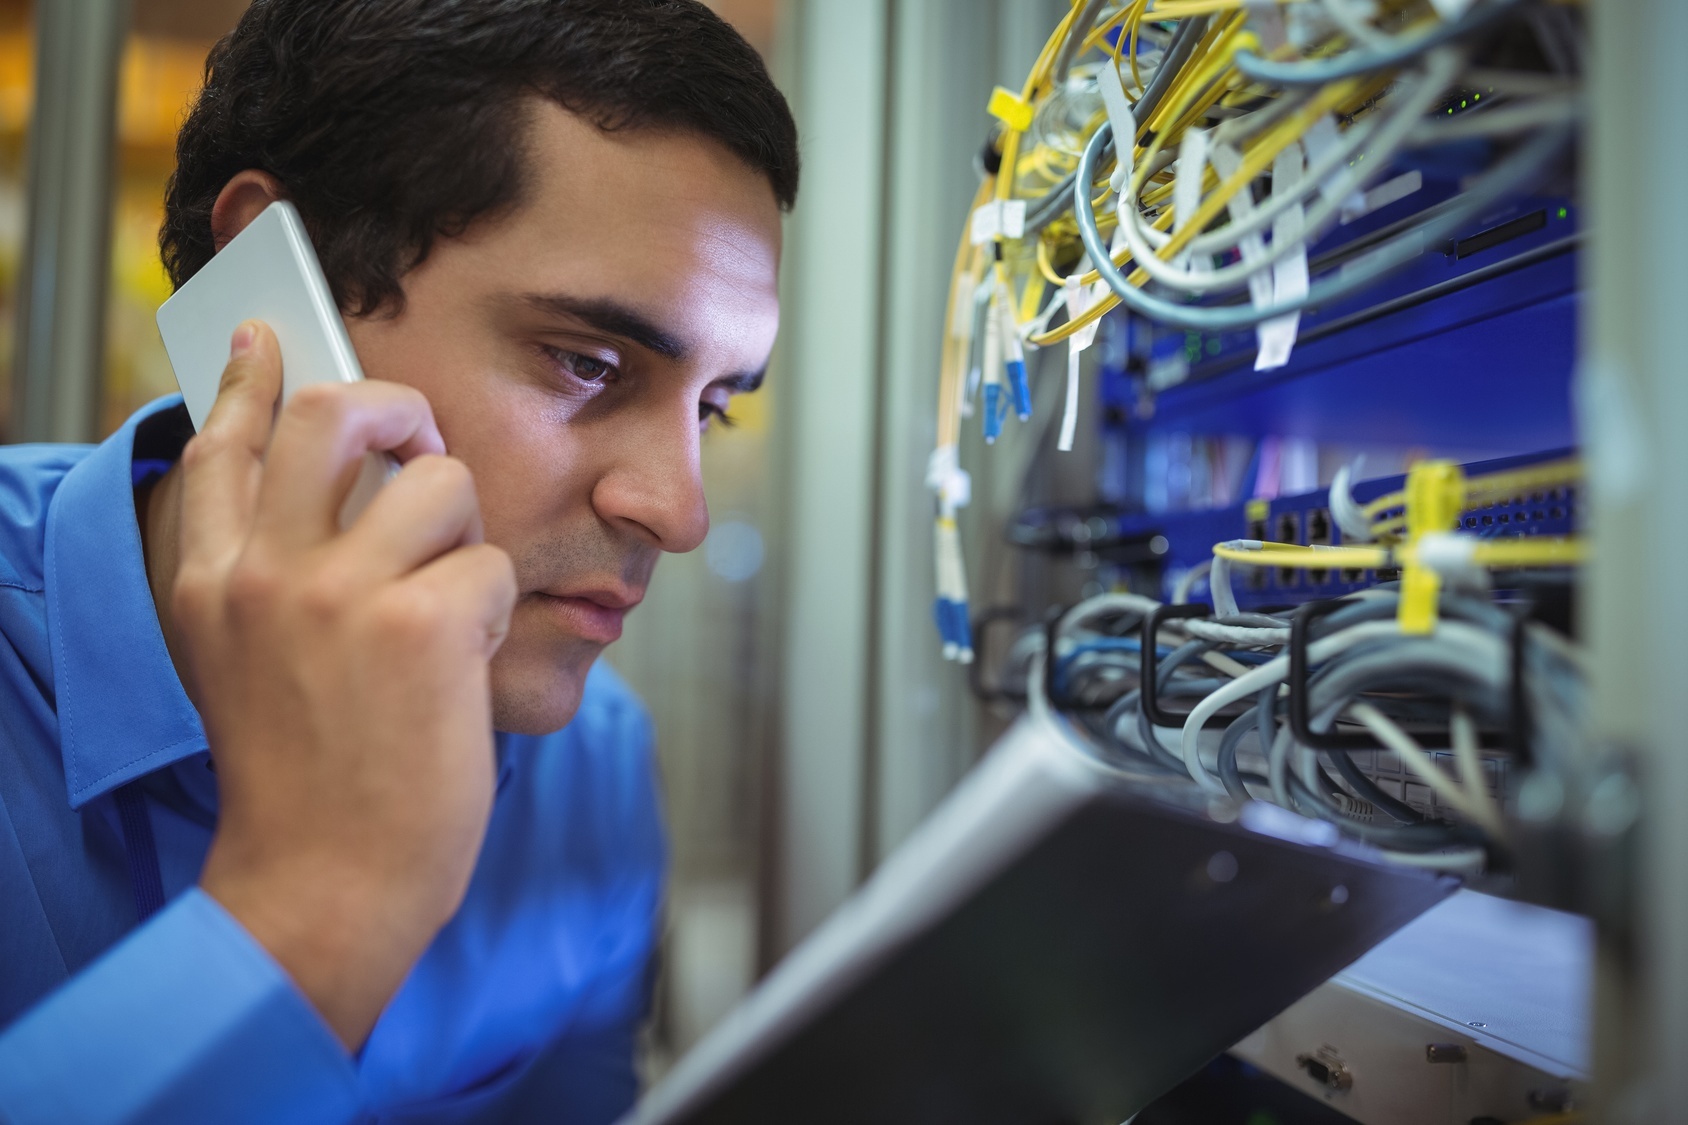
[0,1,796,1121]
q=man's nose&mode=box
[589,406,710,554]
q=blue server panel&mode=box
[1086,159,1580,604]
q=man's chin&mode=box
[488,638,604,735]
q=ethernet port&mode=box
[1275,512,1300,588]
[1246,516,1267,589]
[1306,508,1331,585]
[1307,508,1331,543]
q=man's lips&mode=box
[532,589,643,644]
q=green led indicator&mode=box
[1472,93,1481,102]
[1460,100,1467,108]
[1557,207,1568,220]
[1446,107,1454,115]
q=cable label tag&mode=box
[1340,169,1423,225]
[1058,272,1100,453]
[1257,141,1309,371]
[1245,3,1290,51]
[926,444,972,513]
[1173,127,1211,273]
[1428,0,1475,18]
[1098,61,1136,195]
[970,199,1027,244]
[1211,142,1273,311]
[1301,115,1364,212]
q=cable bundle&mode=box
[1024,581,1583,870]
[928,0,1582,662]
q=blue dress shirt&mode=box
[0,397,666,1123]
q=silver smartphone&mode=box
[156,200,396,525]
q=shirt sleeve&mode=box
[0,888,364,1125]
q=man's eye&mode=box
[700,402,738,430]
[547,347,617,384]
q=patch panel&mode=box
[1107,448,1579,611]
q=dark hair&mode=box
[161,0,799,316]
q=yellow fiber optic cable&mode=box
[1213,537,1587,574]
[1213,542,1392,569]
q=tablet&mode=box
[623,720,1457,1125]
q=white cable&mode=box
[1406,91,1581,143]
[1177,619,1507,792]
[1209,553,1241,618]
[1375,847,1488,873]
[1063,591,1163,629]
[1328,460,1374,542]
[1267,723,1295,810]
[1200,650,1255,680]
[1183,619,1292,645]
[1449,704,1504,835]
[1172,560,1211,605]
[1114,51,1458,296]
[1318,0,1391,48]
[1349,702,1503,835]
[1027,650,1168,783]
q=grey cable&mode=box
[1053,0,1110,84]
[1113,53,1454,297]
[1232,0,1525,87]
[1071,117,1572,331]
[1406,92,1580,144]
[1136,14,1209,131]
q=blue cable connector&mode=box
[982,384,1005,443]
[1008,358,1032,421]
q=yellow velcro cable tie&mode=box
[988,86,1036,133]
[1398,460,1465,635]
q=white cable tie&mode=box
[1414,532,1480,575]
[1002,199,1026,239]
[969,200,1027,245]
[926,445,972,514]
[925,444,957,494]
[948,467,971,511]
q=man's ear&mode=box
[210,170,286,252]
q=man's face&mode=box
[345,101,782,734]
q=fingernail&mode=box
[230,323,256,357]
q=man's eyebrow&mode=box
[521,293,690,361]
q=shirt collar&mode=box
[46,396,205,809]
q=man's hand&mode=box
[178,322,517,1049]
